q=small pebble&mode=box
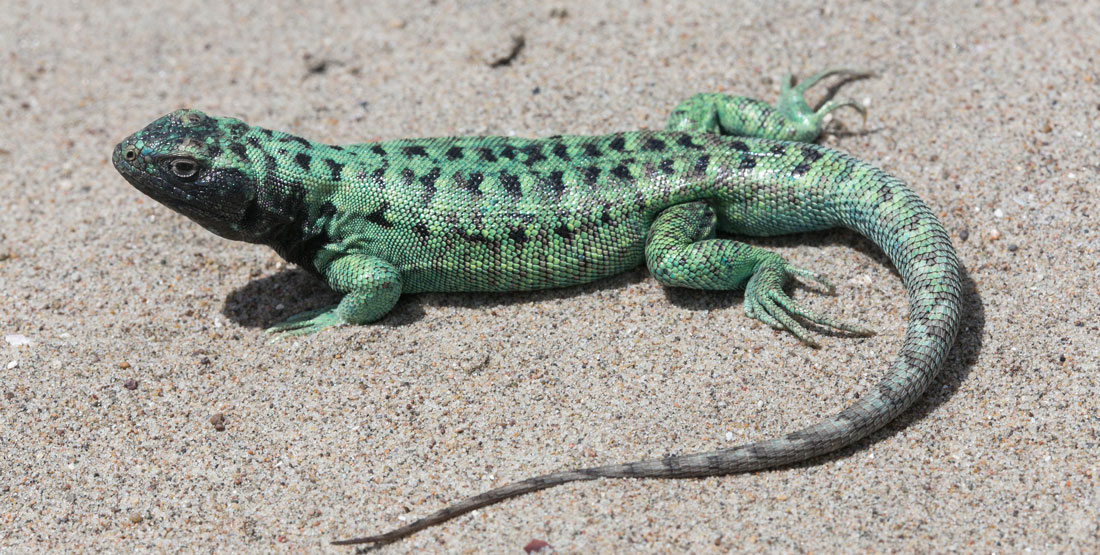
[123,379,138,390]
[119,361,131,369]
[4,334,29,346]
[524,539,552,553]
[1007,244,1018,252]
[210,412,226,432]
[988,229,1001,241]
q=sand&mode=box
[2,0,1098,551]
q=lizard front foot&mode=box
[266,306,346,336]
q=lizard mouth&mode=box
[112,142,222,223]
[113,143,182,203]
[113,140,258,241]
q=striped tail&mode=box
[333,169,962,546]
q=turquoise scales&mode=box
[112,70,961,546]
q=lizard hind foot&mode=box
[776,68,872,137]
[743,258,875,347]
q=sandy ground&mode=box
[2,0,1098,552]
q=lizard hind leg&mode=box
[645,202,874,347]
[664,68,870,142]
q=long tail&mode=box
[333,166,962,547]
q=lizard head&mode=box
[113,109,263,242]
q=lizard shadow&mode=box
[221,265,652,330]
[666,227,983,470]
[780,256,982,472]
[222,230,983,473]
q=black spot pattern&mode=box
[280,134,313,149]
[793,147,825,177]
[446,146,464,160]
[545,171,565,196]
[599,204,612,224]
[611,164,633,181]
[552,143,570,160]
[419,167,440,203]
[226,122,249,135]
[583,166,601,186]
[478,148,498,162]
[608,136,626,151]
[521,144,546,166]
[583,144,602,157]
[371,145,387,156]
[677,135,703,150]
[658,159,675,174]
[402,146,428,157]
[364,201,392,228]
[227,142,249,162]
[642,138,666,151]
[457,171,484,194]
[325,159,343,181]
[694,155,710,175]
[554,223,573,240]
[500,171,521,197]
[294,153,311,171]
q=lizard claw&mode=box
[786,68,873,96]
[744,258,875,347]
[816,98,867,126]
[776,68,872,138]
[266,306,346,336]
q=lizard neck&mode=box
[239,127,387,272]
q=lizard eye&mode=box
[169,158,200,179]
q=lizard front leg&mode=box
[267,254,402,336]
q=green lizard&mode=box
[112,69,961,546]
